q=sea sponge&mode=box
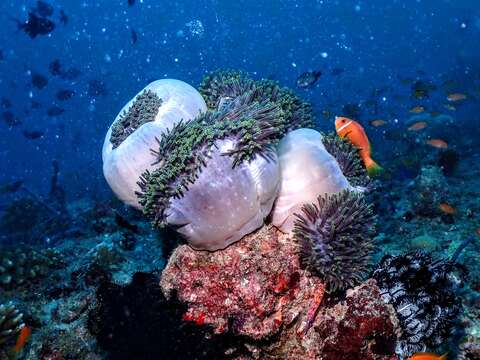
[102,79,207,208]
[271,128,358,233]
[0,303,23,346]
[372,251,464,358]
[293,191,375,291]
[137,93,283,250]
[321,132,370,188]
[199,70,314,130]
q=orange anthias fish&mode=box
[410,105,425,113]
[426,139,448,149]
[447,93,467,102]
[370,119,387,127]
[12,326,31,355]
[335,116,383,176]
[408,352,447,360]
[439,203,456,215]
[408,121,428,131]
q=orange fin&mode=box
[364,157,383,177]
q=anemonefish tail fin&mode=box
[440,352,448,360]
[364,157,383,177]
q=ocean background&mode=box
[0,0,479,200]
[1,1,480,359]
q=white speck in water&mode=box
[292,62,297,67]
[321,52,328,58]
[186,19,205,38]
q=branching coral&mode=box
[0,303,23,346]
[372,252,464,358]
[199,70,314,130]
[322,132,370,188]
[293,190,375,292]
[110,90,163,149]
[136,93,283,250]
[0,247,64,289]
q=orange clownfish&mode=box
[335,116,383,176]
[408,352,448,360]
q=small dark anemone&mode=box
[293,190,376,292]
[110,90,162,149]
[322,132,370,188]
[136,92,284,227]
[199,70,314,130]
[372,251,465,358]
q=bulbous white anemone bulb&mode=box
[271,128,357,233]
[102,79,207,208]
[165,139,280,251]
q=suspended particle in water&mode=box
[185,20,204,38]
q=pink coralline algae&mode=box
[160,225,400,359]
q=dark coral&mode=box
[372,251,464,358]
[0,246,64,290]
[110,90,162,149]
[199,69,314,130]
[87,272,246,360]
[137,92,284,227]
[322,132,370,187]
[293,190,376,292]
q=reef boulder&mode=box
[160,225,400,359]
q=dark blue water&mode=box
[1,0,479,200]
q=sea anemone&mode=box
[293,190,375,292]
[102,79,207,208]
[137,93,283,251]
[372,251,464,358]
[271,128,359,233]
[199,70,314,130]
[0,303,23,346]
[322,132,370,187]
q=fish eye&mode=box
[341,119,346,123]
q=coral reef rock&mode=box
[161,225,400,359]
[88,272,240,360]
